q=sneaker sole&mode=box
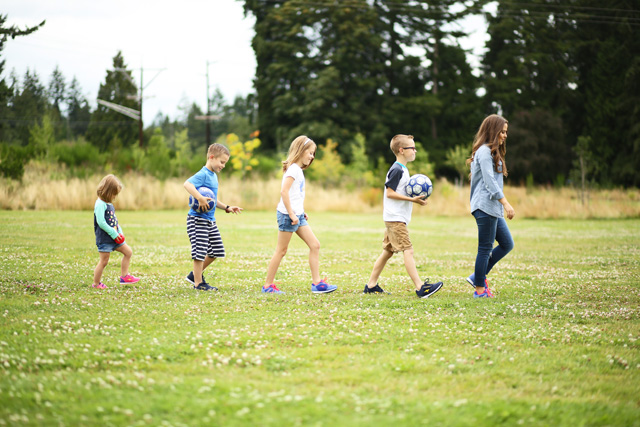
[466,276,474,287]
[185,276,195,285]
[418,282,443,299]
[312,288,337,294]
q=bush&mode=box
[50,140,105,170]
[0,144,33,180]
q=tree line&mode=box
[243,0,639,187]
[1,1,639,187]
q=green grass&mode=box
[1,210,639,426]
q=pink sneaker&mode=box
[120,274,140,284]
[92,282,107,289]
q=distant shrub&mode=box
[0,144,33,180]
[50,140,105,170]
[308,138,345,186]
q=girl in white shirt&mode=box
[262,135,338,295]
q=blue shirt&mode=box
[469,144,505,218]
[187,166,219,221]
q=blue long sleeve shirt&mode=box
[469,144,505,218]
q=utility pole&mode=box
[138,67,144,148]
[114,66,165,148]
[205,61,210,145]
[195,61,220,145]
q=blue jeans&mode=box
[473,209,514,288]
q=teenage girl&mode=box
[466,115,515,298]
[262,136,337,294]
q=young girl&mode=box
[466,115,515,298]
[262,136,337,294]
[92,174,140,289]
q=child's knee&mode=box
[310,240,320,252]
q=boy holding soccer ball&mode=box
[364,134,444,298]
[184,143,243,291]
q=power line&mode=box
[248,0,640,26]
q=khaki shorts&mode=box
[382,221,413,253]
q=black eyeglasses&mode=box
[402,146,417,151]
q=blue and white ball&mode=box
[405,174,433,199]
[189,187,216,211]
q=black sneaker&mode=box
[186,271,206,285]
[194,282,218,291]
[416,279,443,299]
[363,283,389,294]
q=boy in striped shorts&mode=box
[184,143,243,290]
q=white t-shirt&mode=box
[383,162,413,224]
[277,163,305,216]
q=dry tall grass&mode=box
[1,165,638,218]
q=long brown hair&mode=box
[466,114,509,177]
[282,135,317,172]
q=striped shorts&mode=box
[186,215,226,261]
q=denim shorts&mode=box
[97,241,124,253]
[277,211,308,232]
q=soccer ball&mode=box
[189,187,216,211]
[405,174,433,199]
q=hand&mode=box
[412,195,428,206]
[198,197,213,212]
[504,203,515,220]
[114,233,125,244]
[226,206,244,214]
[290,214,299,225]
[303,213,309,221]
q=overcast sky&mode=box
[3,0,257,123]
[3,1,492,124]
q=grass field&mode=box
[1,210,639,426]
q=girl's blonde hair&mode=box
[467,114,509,177]
[97,174,123,203]
[282,135,317,172]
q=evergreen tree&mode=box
[482,0,580,183]
[66,77,91,139]
[47,66,66,140]
[86,51,139,151]
[573,0,640,186]
[0,14,45,144]
[11,69,48,145]
[243,0,486,167]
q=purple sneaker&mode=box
[311,278,337,294]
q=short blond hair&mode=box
[390,134,414,155]
[207,143,230,158]
[97,174,123,203]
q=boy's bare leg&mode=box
[202,255,216,272]
[403,249,423,290]
[367,249,393,288]
[193,260,204,284]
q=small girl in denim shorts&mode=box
[92,174,140,289]
[262,136,337,295]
